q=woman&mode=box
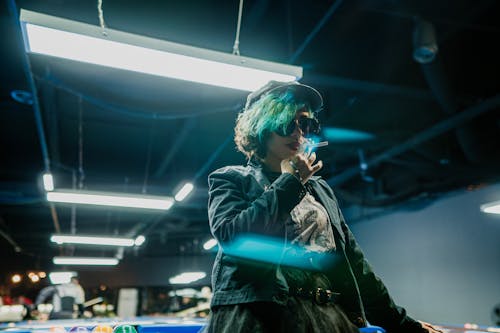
[205,81,441,333]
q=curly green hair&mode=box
[234,90,313,160]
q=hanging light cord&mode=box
[232,0,244,55]
[78,95,85,190]
[142,120,155,194]
[97,0,107,35]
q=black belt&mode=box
[290,287,340,305]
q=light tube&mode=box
[20,10,302,92]
[53,257,119,266]
[50,234,135,246]
[46,189,174,210]
[43,173,54,191]
[174,182,194,202]
[169,272,206,284]
[48,271,76,284]
[134,235,146,246]
[203,238,218,250]
[480,200,500,214]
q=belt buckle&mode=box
[314,288,330,305]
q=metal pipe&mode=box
[7,0,62,238]
[327,94,500,186]
[7,0,51,171]
[288,0,343,64]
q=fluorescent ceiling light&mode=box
[134,235,146,246]
[49,272,75,284]
[43,173,54,191]
[20,10,302,92]
[47,189,174,210]
[480,200,500,214]
[50,234,136,247]
[168,288,198,297]
[49,271,77,284]
[169,272,206,284]
[53,257,119,266]
[174,182,194,202]
[203,238,218,250]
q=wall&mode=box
[345,183,500,326]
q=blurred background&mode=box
[0,0,499,327]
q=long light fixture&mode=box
[480,200,500,214]
[134,235,146,246]
[53,256,119,266]
[19,9,302,92]
[42,173,54,191]
[169,272,206,284]
[203,238,218,250]
[48,271,77,284]
[174,182,194,202]
[47,189,174,210]
[50,234,136,247]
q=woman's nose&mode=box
[291,120,304,137]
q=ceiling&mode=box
[1,0,499,275]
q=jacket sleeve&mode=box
[319,180,425,333]
[75,285,85,304]
[208,167,306,245]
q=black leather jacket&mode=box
[207,158,425,332]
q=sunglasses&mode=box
[276,117,321,137]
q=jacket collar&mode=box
[248,155,264,169]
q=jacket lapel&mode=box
[308,180,346,245]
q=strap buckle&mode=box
[314,288,331,305]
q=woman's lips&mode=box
[287,142,301,151]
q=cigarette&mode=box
[307,141,328,148]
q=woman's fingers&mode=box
[308,152,316,164]
[290,154,322,184]
[311,160,323,173]
[294,153,317,171]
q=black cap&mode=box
[245,81,323,112]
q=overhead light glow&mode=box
[174,183,194,202]
[480,200,500,214]
[203,238,218,250]
[11,274,22,283]
[49,271,77,284]
[30,274,40,283]
[43,173,54,191]
[47,189,174,210]
[20,10,302,92]
[169,272,206,285]
[53,257,119,266]
[50,234,135,246]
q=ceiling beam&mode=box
[154,118,197,177]
[307,73,433,100]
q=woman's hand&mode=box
[281,151,323,184]
[419,321,444,333]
